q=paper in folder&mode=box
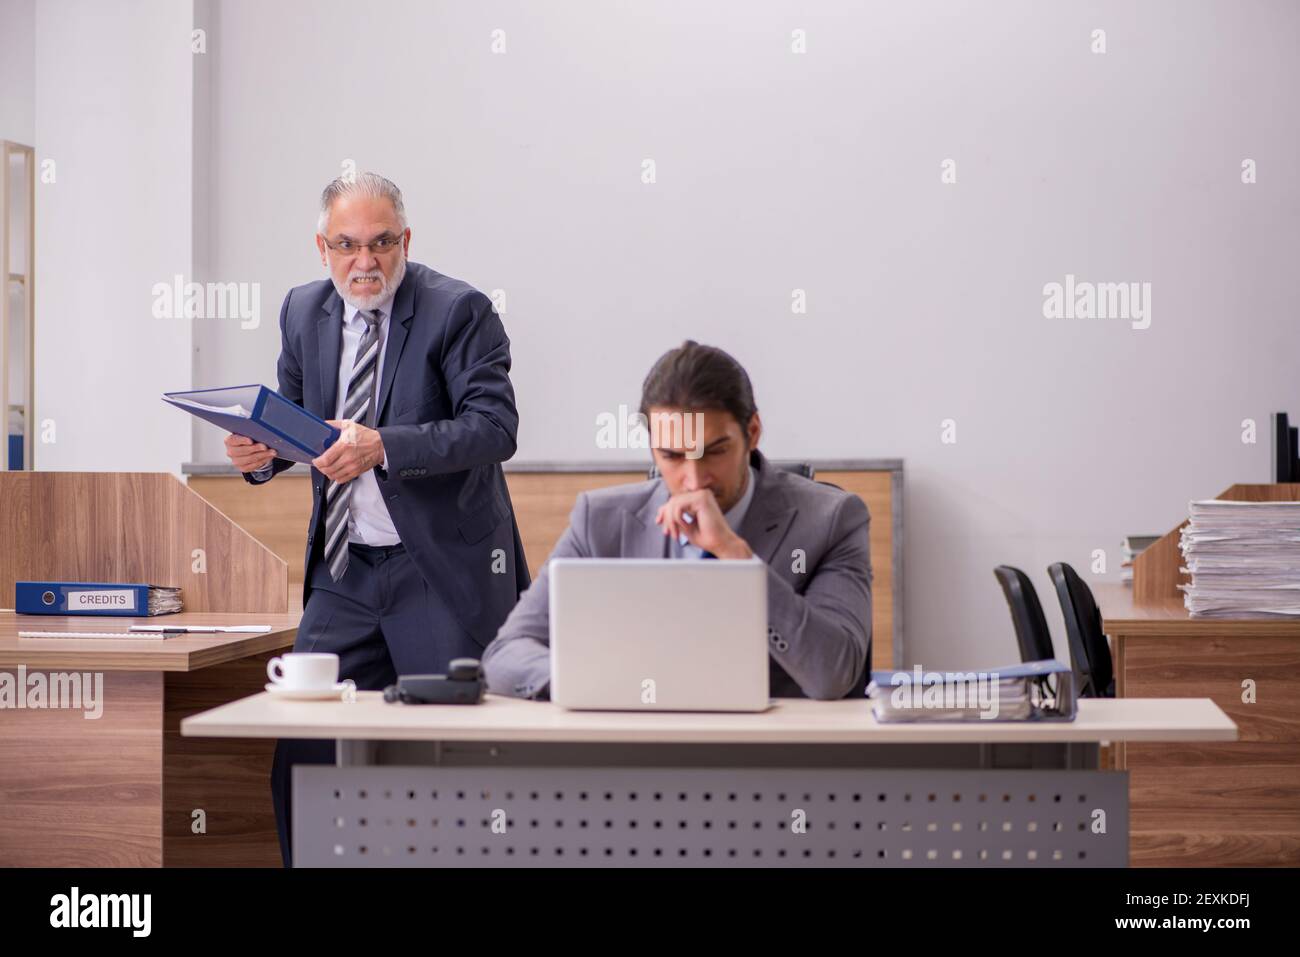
[16,581,183,617]
[866,659,1076,722]
[163,385,340,464]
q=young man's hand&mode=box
[655,489,753,559]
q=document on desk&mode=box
[866,659,1075,722]
[15,581,182,616]
[163,384,340,464]
[1180,499,1300,617]
[19,630,169,640]
[18,625,274,639]
[127,624,273,634]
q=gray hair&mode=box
[317,171,408,235]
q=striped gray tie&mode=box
[322,308,384,583]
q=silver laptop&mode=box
[548,558,771,712]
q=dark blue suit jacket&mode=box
[246,261,531,646]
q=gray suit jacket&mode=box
[482,450,873,700]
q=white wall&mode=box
[1,0,35,454]
[25,0,1300,669]
[0,0,33,144]
[0,0,34,144]
[33,0,194,473]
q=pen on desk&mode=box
[128,624,273,634]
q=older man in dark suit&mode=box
[224,172,529,865]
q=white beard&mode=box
[332,253,406,312]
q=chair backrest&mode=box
[993,565,1055,663]
[646,461,816,481]
[1047,562,1115,698]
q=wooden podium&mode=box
[1100,482,1300,866]
[0,473,299,866]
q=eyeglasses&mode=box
[322,233,404,256]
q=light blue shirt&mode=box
[670,465,757,559]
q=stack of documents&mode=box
[1179,499,1300,617]
[865,660,1073,723]
[15,581,183,617]
[146,586,183,615]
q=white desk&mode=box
[183,694,1236,868]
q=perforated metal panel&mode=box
[294,766,1127,867]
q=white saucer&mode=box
[264,682,350,701]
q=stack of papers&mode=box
[164,394,252,417]
[1179,499,1300,617]
[147,586,183,615]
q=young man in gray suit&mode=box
[483,340,872,701]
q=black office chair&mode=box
[993,565,1055,663]
[647,461,816,480]
[1047,562,1115,698]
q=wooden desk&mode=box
[183,692,1235,745]
[0,609,299,671]
[1097,583,1300,867]
[0,609,299,867]
[183,694,1234,868]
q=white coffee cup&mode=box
[267,652,339,690]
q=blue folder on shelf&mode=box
[163,385,339,465]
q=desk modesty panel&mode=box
[296,765,1133,868]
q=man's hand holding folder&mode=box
[226,417,383,484]
[311,419,385,483]
[226,433,279,473]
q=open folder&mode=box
[163,385,340,464]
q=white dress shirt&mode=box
[670,465,758,559]
[334,301,400,545]
[256,300,401,542]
